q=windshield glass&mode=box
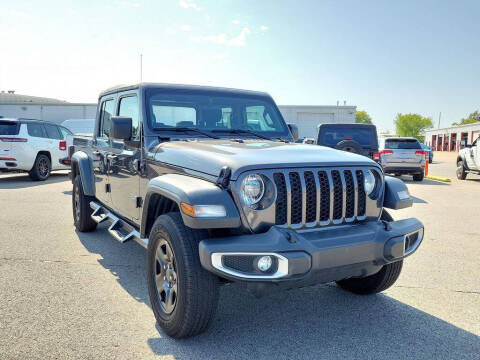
[385,139,421,149]
[319,127,376,147]
[146,90,289,138]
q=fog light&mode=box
[257,256,273,272]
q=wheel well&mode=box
[144,194,180,237]
[37,151,51,162]
[457,156,463,164]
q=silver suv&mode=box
[379,137,426,181]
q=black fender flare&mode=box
[70,151,95,196]
[140,174,241,237]
[383,176,413,210]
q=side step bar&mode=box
[90,201,148,249]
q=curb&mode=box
[425,175,451,182]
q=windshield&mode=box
[146,90,289,138]
[318,126,376,147]
[385,139,421,149]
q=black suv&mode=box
[69,83,423,338]
[317,123,380,161]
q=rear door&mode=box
[44,123,64,170]
[93,97,116,206]
[384,139,424,165]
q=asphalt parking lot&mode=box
[0,151,479,360]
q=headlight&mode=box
[241,174,265,206]
[364,170,376,195]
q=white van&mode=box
[0,118,72,180]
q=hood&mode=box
[153,139,379,180]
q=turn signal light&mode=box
[180,203,226,218]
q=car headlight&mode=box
[241,174,265,206]
[364,170,376,195]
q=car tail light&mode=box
[373,152,380,161]
[380,150,393,156]
[0,137,27,142]
[415,150,425,155]
[0,157,16,161]
[59,140,67,151]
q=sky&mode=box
[0,0,479,131]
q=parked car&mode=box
[316,123,380,161]
[0,118,72,180]
[70,83,424,338]
[456,136,480,180]
[421,144,433,163]
[61,119,95,135]
[379,137,426,181]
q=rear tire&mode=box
[146,213,219,338]
[412,172,424,182]
[72,176,97,232]
[29,154,51,181]
[336,209,403,294]
[456,160,467,180]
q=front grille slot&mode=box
[269,168,376,228]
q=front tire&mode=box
[29,154,51,181]
[146,213,219,338]
[457,160,467,180]
[72,176,97,232]
[336,209,403,294]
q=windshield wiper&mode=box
[155,127,219,139]
[211,128,272,141]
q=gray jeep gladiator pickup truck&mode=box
[70,83,424,338]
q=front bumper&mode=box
[199,218,423,287]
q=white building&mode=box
[278,105,356,139]
[0,91,96,124]
[423,123,480,152]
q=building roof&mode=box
[99,82,271,98]
[424,122,480,133]
[0,92,69,105]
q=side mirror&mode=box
[287,123,299,142]
[111,116,132,140]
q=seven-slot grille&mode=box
[272,168,372,228]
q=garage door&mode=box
[296,112,334,139]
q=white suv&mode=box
[0,118,72,180]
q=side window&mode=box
[118,95,139,138]
[245,105,276,131]
[98,99,115,139]
[44,124,62,140]
[58,126,72,140]
[27,123,46,138]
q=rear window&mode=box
[385,139,421,149]
[0,121,20,135]
[319,127,376,147]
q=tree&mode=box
[452,110,480,126]
[355,110,372,124]
[394,113,433,142]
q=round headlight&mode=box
[241,174,265,206]
[364,170,376,195]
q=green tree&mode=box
[355,110,373,124]
[452,110,480,126]
[394,113,433,142]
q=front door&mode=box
[93,97,116,206]
[108,94,141,221]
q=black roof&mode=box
[318,123,377,129]
[98,82,271,99]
